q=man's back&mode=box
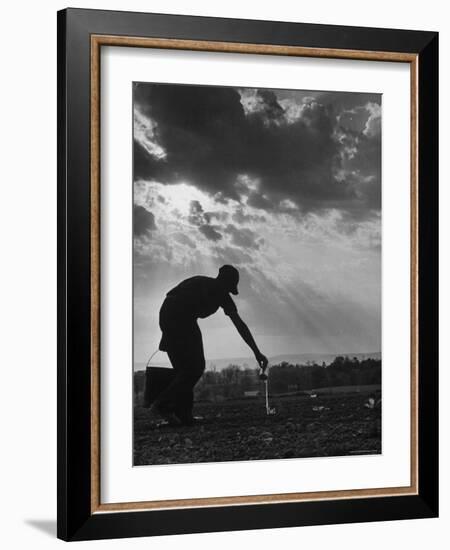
[166,276,236,318]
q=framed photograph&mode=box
[57,8,438,541]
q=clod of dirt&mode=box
[261,431,273,444]
[306,422,319,431]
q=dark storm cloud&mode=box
[133,83,381,219]
[134,204,156,236]
[189,200,211,225]
[339,107,369,133]
[256,89,285,123]
[338,130,381,213]
[188,199,223,241]
[198,224,222,242]
[318,91,381,113]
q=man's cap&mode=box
[218,264,239,295]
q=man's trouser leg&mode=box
[154,325,205,419]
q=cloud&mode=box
[207,210,229,222]
[231,207,266,225]
[133,83,381,221]
[254,89,285,124]
[225,224,260,250]
[132,180,381,361]
[187,199,225,241]
[132,86,382,361]
[214,246,254,265]
[189,199,210,225]
[134,204,156,236]
[199,224,222,241]
[134,108,167,160]
[363,102,382,137]
[173,232,196,249]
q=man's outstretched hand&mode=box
[256,352,268,371]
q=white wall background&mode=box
[0,1,447,548]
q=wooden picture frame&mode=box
[57,7,438,541]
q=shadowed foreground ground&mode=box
[133,392,381,466]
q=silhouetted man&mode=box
[151,265,268,425]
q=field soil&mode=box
[133,391,381,466]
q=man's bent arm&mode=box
[228,311,268,369]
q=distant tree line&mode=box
[267,356,381,394]
[133,356,381,403]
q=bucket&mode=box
[143,366,175,408]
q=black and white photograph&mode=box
[132,82,382,466]
[1,0,443,545]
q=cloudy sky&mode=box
[133,82,381,365]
